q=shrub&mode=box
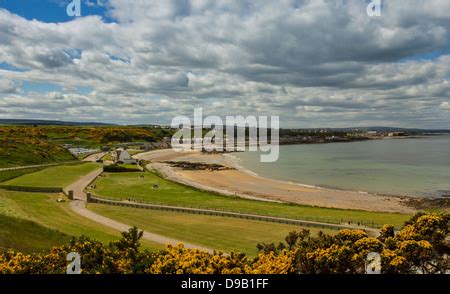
[0,213,448,274]
[103,164,141,173]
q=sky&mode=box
[0,0,449,128]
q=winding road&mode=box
[64,168,380,250]
[64,168,214,253]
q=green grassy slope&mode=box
[0,138,75,168]
[0,190,162,251]
[0,125,174,168]
[2,163,101,188]
[0,167,42,183]
[89,204,332,256]
[91,172,411,228]
[0,214,71,254]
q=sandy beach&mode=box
[134,149,416,213]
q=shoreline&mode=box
[135,149,417,214]
[224,153,416,200]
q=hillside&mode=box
[0,137,76,168]
[0,214,70,253]
[0,125,174,168]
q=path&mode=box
[64,168,214,253]
[71,169,379,235]
[64,168,380,252]
[83,152,106,162]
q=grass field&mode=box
[2,163,101,188]
[89,203,332,255]
[91,172,411,228]
[0,214,71,253]
[101,153,113,161]
[0,190,163,252]
[0,167,42,183]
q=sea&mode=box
[233,135,450,198]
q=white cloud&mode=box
[0,1,449,127]
[0,77,21,94]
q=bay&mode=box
[233,135,450,198]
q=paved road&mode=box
[64,169,214,252]
[64,168,381,253]
[83,152,106,162]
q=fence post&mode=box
[86,192,92,203]
[68,190,74,200]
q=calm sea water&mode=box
[233,135,450,198]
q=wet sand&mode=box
[135,149,416,213]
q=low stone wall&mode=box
[0,161,80,172]
[89,196,354,231]
[0,185,63,193]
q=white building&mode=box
[112,148,137,164]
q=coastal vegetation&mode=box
[0,125,173,147]
[0,136,75,168]
[0,125,174,168]
[90,171,411,228]
[1,213,447,274]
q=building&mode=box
[388,132,406,137]
[67,147,99,156]
[112,148,137,164]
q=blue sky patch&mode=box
[22,81,63,93]
[0,62,30,72]
[0,0,111,23]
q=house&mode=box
[112,148,137,164]
[388,132,406,137]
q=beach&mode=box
[135,149,416,214]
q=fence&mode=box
[89,195,380,233]
[88,195,384,230]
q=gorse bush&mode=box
[0,213,448,274]
[0,125,173,146]
[257,212,449,274]
[0,136,75,168]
